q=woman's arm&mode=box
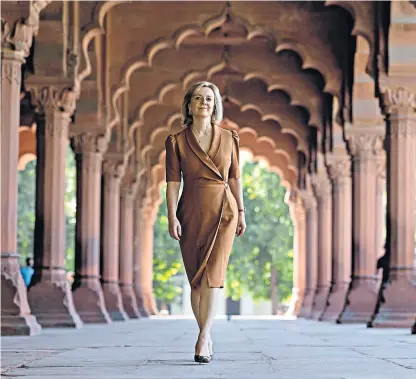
[166,181,182,240]
[229,177,246,237]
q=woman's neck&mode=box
[192,118,211,134]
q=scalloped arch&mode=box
[107,5,338,132]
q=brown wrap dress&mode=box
[165,124,240,288]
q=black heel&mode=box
[194,354,211,363]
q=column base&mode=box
[102,281,129,321]
[28,273,83,328]
[134,287,149,317]
[338,277,379,324]
[310,285,330,320]
[321,283,349,322]
[369,274,416,328]
[120,285,140,318]
[286,288,304,316]
[142,290,159,315]
[72,278,112,324]
[297,288,315,318]
[1,254,42,336]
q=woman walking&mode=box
[165,81,246,363]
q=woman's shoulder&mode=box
[166,128,186,144]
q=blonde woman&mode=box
[165,81,246,363]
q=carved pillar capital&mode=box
[72,131,109,156]
[311,173,332,198]
[29,85,77,116]
[327,153,351,182]
[347,126,385,158]
[382,87,416,114]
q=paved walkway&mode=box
[1,316,415,379]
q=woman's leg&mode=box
[190,286,201,329]
[195,271,221,356]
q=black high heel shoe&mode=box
[194,336,211,364]
[194,354,211,363]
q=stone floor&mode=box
[1,315,415,379]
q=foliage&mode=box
[226,160,294,303]
[17,147,77,271]
[153,185,184,304]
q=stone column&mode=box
[321,153,352,322]
[375,152,386,281]
[298,188,318,318]
[101,159,129,321]
[310,172,332,320]
[1,20,41,335]
[119,184,141,318]
[140,203,159,315]
[338,126,384,324]
[71,133,111,324]
[286,191,306,316]
[133,200,148,317]
[27,87,82,328]
[370,88,416,328]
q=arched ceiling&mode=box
[19,0,389,192]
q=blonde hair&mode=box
[181,81,223,128]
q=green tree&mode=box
[153,184,184,308]
[226,160,294,304]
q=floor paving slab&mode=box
[1,316,415,379]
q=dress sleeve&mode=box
[165,134,182,182]
[228,130,241,179]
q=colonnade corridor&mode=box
[2,316,416,378]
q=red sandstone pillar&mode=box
[119,184,141,318]
[338,126,384,324]
[71,133,111,324]
[298,186,318,318]
[310,172,332,320]
[286,190,306,316]
[370,89,416,328]
[133,200,148,317]
[321,153,352,322]
[101,159,129,321]
[27,87,82,328]
[1,44,41,335]
[140,203,159,315]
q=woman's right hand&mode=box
[168,217,182,241]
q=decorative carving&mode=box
[44,115,69,139]
[375,151,386,180]
[311,173,332,198]
[1,19,33,56]
[300,190,317,211]
[103,160,126,179]
[327,155,351,180]
[1,57,22,85]
[383,87,416,114]
[390,121,416,139]
[72,132,109,155]
[30,86,77,116]
[348,133,384,157]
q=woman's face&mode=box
[189,86,215,119]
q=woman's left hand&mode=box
[236,212,246,237]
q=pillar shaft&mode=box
[298,189,317,318]
[119,185,140,318]
[371,90,416,328]
[28,88,82,328]
[321,154,352,322]
[286,191,306,316]
[101,160,128,321]
[72,133,111,324]
[310,173,332,320]
[133,201,148,316]
[339,127,384,324]
[1,47,41,335]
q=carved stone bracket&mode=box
[1,1,51,55]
